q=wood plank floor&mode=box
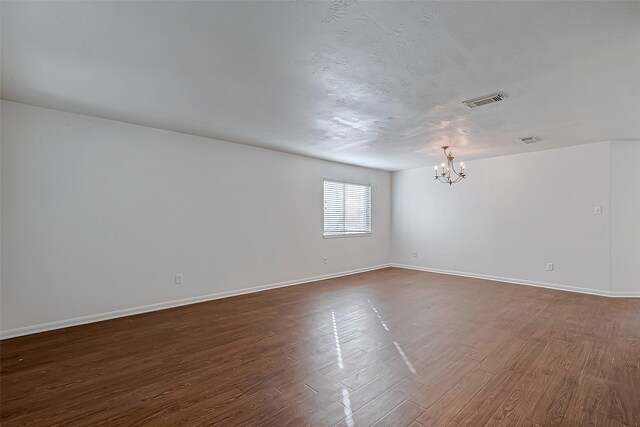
[1,267,639,426]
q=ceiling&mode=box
[2,1,639,170]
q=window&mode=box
[323,179,371,237]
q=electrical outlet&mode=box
[546,263,554,272]
[323,257,328,265]
[413,250,418,258]
[593,206,602,215]
[175,274,183,284]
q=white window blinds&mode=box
[323,180,371,236]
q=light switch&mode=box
[593,206,602,215]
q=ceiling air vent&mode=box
[463,91,507,108]
[520,136,541,144]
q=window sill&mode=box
[323,232,372,239]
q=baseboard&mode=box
[391,264,639,298]
[610,290,640,297]
[0,264,391,340]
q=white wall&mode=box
[0,101,391,336]
[611,141,640,295]
[1,101,637,338]
[392,142,614,295]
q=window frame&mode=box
[322,178,372,239]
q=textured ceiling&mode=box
[2,1,639,170]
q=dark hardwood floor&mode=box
[1,267,639,426]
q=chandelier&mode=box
[434,145,466,185]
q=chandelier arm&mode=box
[435,174,464,184]
[449,157,465,177]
